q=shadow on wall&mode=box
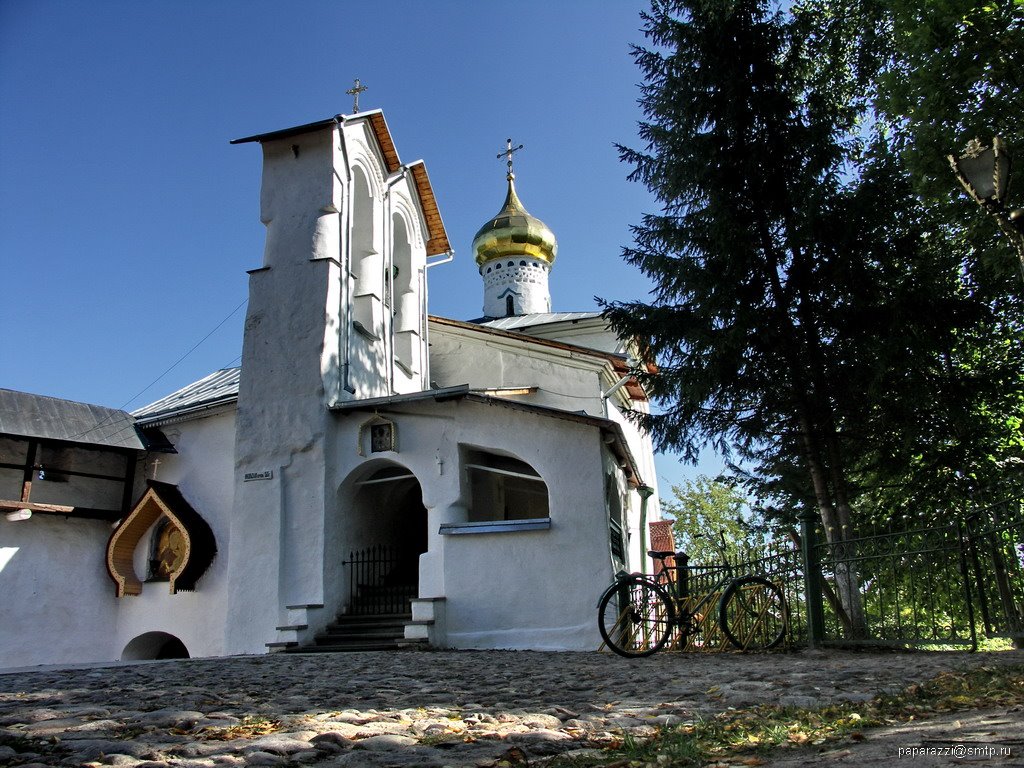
[122,631,189,661]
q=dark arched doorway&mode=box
[342,464,428,615]
[121,631,189,661]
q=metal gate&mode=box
[342,545,416,616]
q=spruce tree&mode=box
[602,0,1024,633]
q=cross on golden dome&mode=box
[497,138,524,180]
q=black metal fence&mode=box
[965,498,1024,642]
[677,497,1024,651]
[815,521,976,647]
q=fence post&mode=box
[799,508,826,648]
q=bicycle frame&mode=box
[597,543,789,656]
[654,554,734,638]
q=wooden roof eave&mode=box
[407,161,451,257]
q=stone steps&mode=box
[289,591,415,653]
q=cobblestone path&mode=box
[0,649,1021,767]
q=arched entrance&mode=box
[339,463,428,616]
[121,631,189,660]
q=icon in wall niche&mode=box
[106,481,216,597]
[357,414,397,456]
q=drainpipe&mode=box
[426,251,455,269]
[637,484,654,575]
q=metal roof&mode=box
[473,312,603,331]
[0,389,145,450]
[132,367,241,425]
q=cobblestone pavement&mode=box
[0,649,1021,768]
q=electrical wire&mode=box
[66,298,248,442]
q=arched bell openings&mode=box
[391,212,420,375]
[352,165,382,335]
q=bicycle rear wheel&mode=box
[718,576,788,651]
[598,576,674,657]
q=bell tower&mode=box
[223,109,448,654]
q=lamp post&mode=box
[949,137,1024,280]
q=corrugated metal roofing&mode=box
[474,312,603,330]
[0,389,145,450]
[132,367,241,425]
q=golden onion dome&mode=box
[472,175,557,267]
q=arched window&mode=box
[391,213,419,375]
[352,167,381,335]
[506,295,515,316]
[465,449,549,522]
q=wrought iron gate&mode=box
[342,545,416,616]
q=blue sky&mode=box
[0,0,720,495]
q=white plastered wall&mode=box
[224,115,436,654]
[428,325,605,415]
[113,410,236,661]
[326,398,619,650]
[0,514,117,668]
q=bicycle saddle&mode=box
[647,550,676,559]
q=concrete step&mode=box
[317,630,405,642]
[291,640,404,653]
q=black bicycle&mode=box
[597,541,788,657]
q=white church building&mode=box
[0,109,661,668]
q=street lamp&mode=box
[949,136,1024,279]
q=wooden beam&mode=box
[0,499,121,521]
[0,499,74,513]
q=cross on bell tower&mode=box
[346,78,368,113]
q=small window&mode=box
[507,261,514,268]
[466,450,549,522]
[606,474,625,563]
[495,263,503,269]
[506,295,515,316]
[519,260,527,266]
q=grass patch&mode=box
[552,664,1024,767]
[199,715,281,741]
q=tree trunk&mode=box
[797,416,870,639]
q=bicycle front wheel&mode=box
[598,576,674,658]
[718,576,788,651]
